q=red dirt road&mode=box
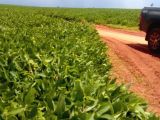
[96,25,160,115]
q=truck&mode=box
[139,7,160,52]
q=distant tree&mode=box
[150,3,154,7]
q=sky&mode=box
[0,0,160,9]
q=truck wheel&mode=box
[148,28,160,52]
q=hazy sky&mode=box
[0,0,160,8]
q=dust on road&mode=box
[96,25,160,115]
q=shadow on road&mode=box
[127,43,160,58]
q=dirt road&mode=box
[96,25,160,115]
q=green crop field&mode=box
[0,5,141,29]
[41,8,140,29]
[0,5,158,119]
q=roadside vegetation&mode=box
[0,5,159,119]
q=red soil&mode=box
[96,25,160,115]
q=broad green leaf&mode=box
[96,102,112,117]
[55,94,65,117]
[83,100,98,112]
[99,114,115,120]
[24,88,37,104]
[8,107,25,116]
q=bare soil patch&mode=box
[96,25,160,115]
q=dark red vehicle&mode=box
[139,7,160,52]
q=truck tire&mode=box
[148,28,160,52]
